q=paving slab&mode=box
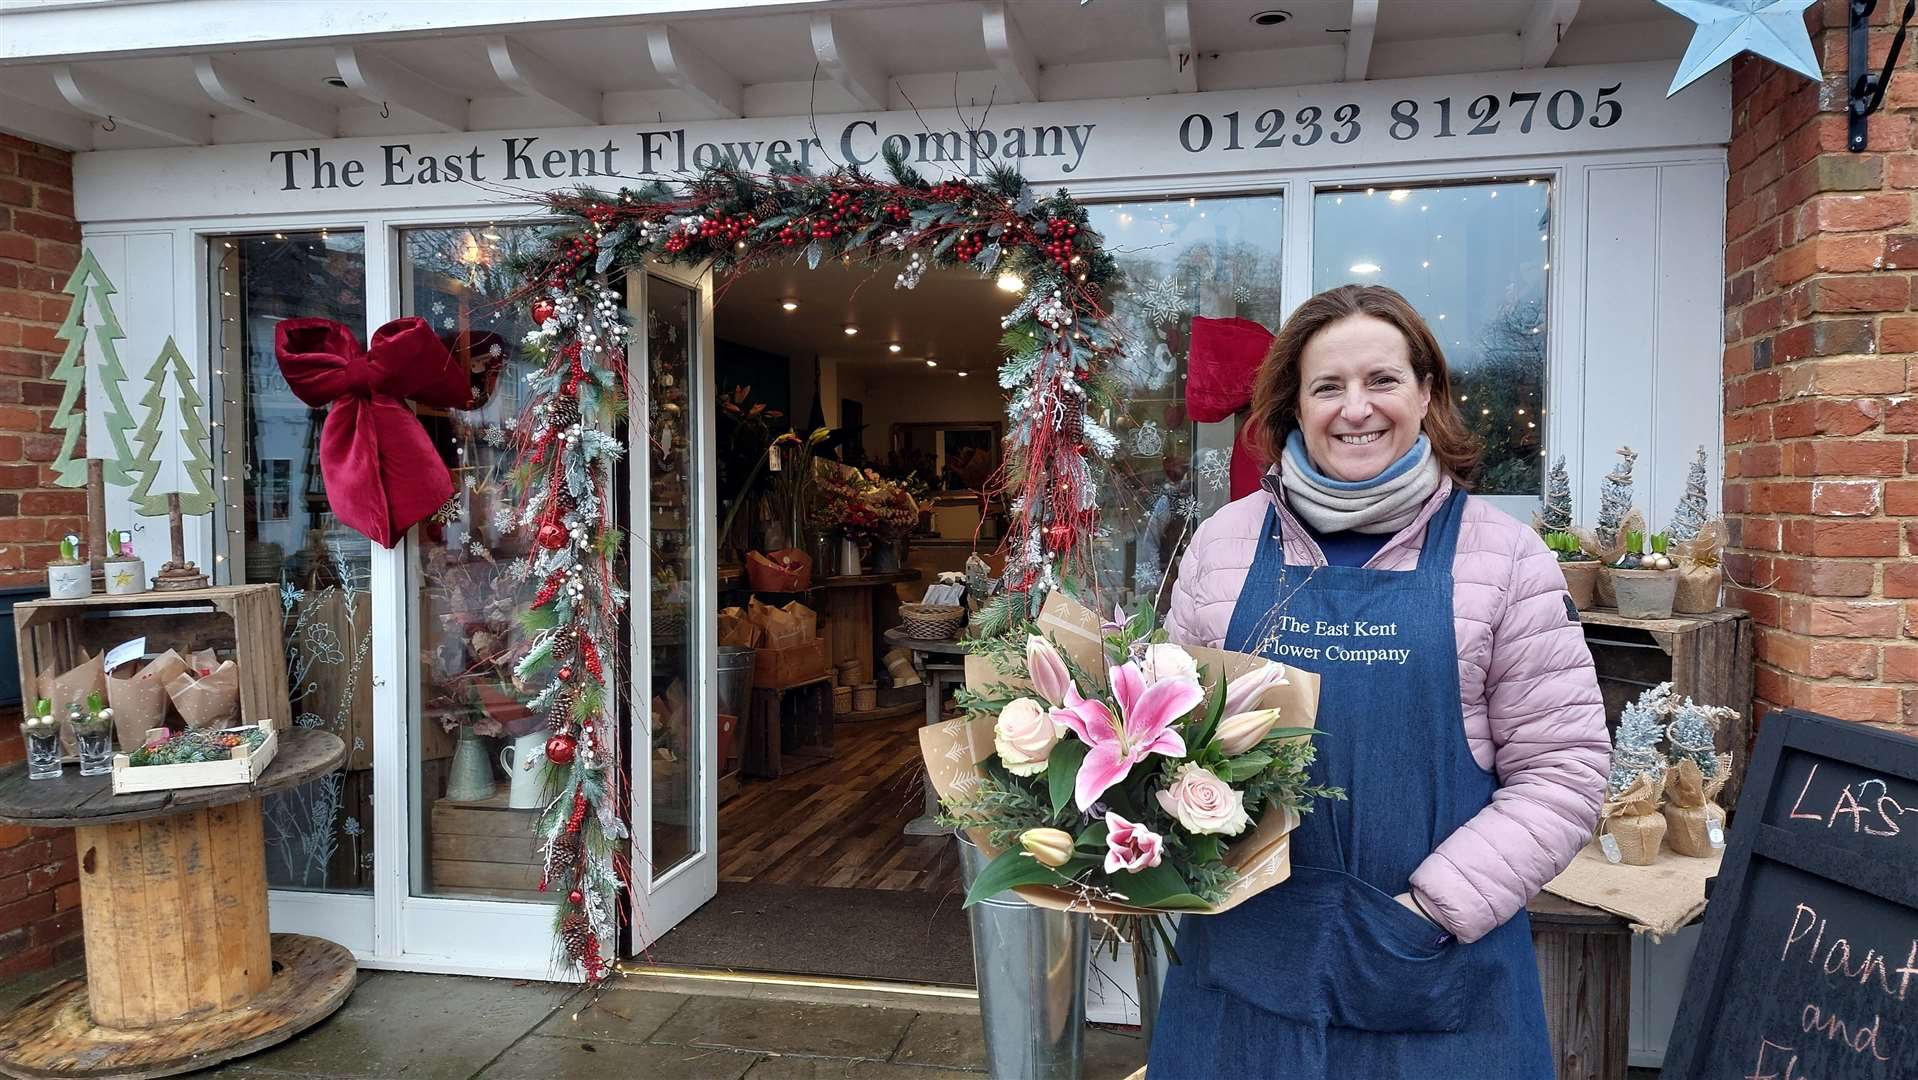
[650,995,918,1060]
[476,1034,758,1080]
[892,1011,987,1070]
[744,1057,981,1079]
[217,970,572,1080]
[1084,1025,1149,1080]
[533,988,689,1046]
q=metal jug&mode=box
[445,725,497,802]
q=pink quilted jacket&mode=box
[1165,474,1607,944]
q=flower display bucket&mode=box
[1558,561,1597,612]
[445,725,497,802]
[957,834,1088,1080]
[1611,569,1678,620]
[837,537,864,576]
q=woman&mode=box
[1147,284,1607,1079]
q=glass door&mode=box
[627,262,719,949]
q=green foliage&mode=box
[128,727,268,766]
[935,775,1061,850]
[1543,531,1592,563]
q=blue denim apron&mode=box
[1146,490,1551,1079]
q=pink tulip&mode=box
[1222,661,1290,717]
[1026,634,1073,709]
[1103,812,1165,874]
[1052,661,1199,811]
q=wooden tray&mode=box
[109,726,278,795]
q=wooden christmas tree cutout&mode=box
[126,336,217,517]
[50,249,139,488]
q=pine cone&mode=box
[548,688,577,730]
[549,396,581,431]
[548,840,580,876]
[560,912,593,958]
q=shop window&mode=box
[1083,193,1285,608]
[398,225,553,902]
[1313,180,1551,496]
[212,231,373,893]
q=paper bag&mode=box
[167,659,242,730]
[1660,756,1731,857]
[1601,774,1666,865]
[107,648,190,749]
[781,601,817,642]
[38,652,105,755]
[718,607,763,648]
[921,591,1321,916]
[748,597,808,650]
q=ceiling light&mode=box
[957,370,969,377]
[843,325,858,336]
[888,343,902,354]
[996,273,1025,293]
[926,360,937,368]
[1349,262,1381,274]
[781,300,798,312]
[1250,9,1291,25]
[1389,190,1411,202]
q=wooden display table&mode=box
[1527,891,1633,1080]
[0,728,353,1079]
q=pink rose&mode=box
[993,697,1059,777]
[1103,812,1164,874]
[1157,763,1251,836]
[1138,643,1198,686]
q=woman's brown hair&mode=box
[1243,283,1480,486]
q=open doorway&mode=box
[640,258,1017,985]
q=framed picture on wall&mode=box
[258,458,291,521]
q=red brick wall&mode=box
[0,134,85,978]
[1722,0,1918,730]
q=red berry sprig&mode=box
[954,231,985,262]
[1043,218,1080,270]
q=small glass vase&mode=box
[76,728,114,777]
[25,731,61,780]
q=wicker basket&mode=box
[852,683,878,712]
[833,685,853,714]
[899,603,966,639]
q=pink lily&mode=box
[1222,661,1290,716]
[1052,661,1199,811]
[1103,812,1165,874]
[1025,634,1073,709]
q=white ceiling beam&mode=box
[1519,0,1581,69]
[809,15,889,112]
[1163,0,1196,93]
[646,26,741,119]
[332,46,467,132]
[1343,0,1378,82]
[192,54,335,138]
[0,95,92,151]
[485,35,601,126]
[981,1,1040,104]
[53,64,209,145]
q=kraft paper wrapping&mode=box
[920,591,1321,916]
[1672,521,1725,614]
[1600,774,1666,866]
[1661,756,1731,858]
[38,652,105,755]
[106,648,190,750]
[166,658,241,730]
[1544,841,1723,939]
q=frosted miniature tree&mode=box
[1595,446,1638,550]
[1538,456,1574,534]
[1666,446,1711,543]
[48,249,139,487]
[126,337,217,517]
[1609,682,1671,797]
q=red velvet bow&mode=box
[274,317,473,548]
[1187,315,1275,501]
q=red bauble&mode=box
[568,888,585,906]
[537,522,567,549]
[546,733,578,765]
[532,299,556,326]
[558,666,575,681]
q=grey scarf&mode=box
[1279,431,1442,535]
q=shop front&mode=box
[7,0,1727,999]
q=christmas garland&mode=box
[510,150,1127,983]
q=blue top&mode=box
[1301,519,1390,567]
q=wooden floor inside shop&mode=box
[718,710,962,896]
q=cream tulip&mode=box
[1019,827,1076,868]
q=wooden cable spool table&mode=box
[0,728,354,1080]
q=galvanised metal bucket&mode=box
[956,833,1089,1079]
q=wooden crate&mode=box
[1580,608,1755,808]
[13,584,292,733]
[429,792,545,901]
[754,636,829,689]
[110,726,278,793]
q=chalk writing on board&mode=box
[1800,1001,1894,1063]
[1779,903,1918,1004]
[1784,763,1908,839]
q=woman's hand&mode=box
[1394,891,1437,925]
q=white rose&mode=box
[1156,763,1252,836]
[994,697,1059,777]
[1138,643,1198,686]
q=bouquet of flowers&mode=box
[923,591,1334,915]
[863,469,920,543]
[812,461,882,542]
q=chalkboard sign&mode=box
[1665,710,1918,1079]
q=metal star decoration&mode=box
[1658,1,1821,96]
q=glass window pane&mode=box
[1084,193,1285,609]
[213,231,373,893]
[398,225,552,901]
[1312,180,1551,495]
[640,274,699,879]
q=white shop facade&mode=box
[22,6,1729,998]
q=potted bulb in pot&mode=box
[1545,531,1598,611]
[1609,530,1678,620]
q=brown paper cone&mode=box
[39,652,105,755]
[923,592,1322,916]
[166,660,242,729]
[107,664,170,750]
